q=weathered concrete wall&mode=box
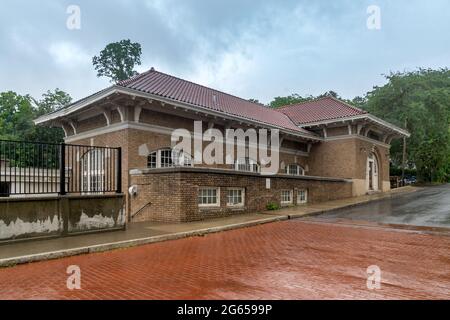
[0,194,125,244]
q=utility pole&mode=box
[401,118,407,185]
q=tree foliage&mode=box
[269,91,347,109]
[363,69,450,182]
[0,91,35,140]
[0,89,71,143]
[92,39,142,83]
[269,93,312,108]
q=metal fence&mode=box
[0,140,121,197]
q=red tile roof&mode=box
[277,97,367,125]
[117,68,313,135]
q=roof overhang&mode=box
[299,114,410,138]
[35,86,322,142]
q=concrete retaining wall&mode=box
[0,194,125,244]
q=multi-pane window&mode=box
[148,152,157,168]
[173,150,193,167]
[297,189,307,204]
[160,149,173,168]
[286,164,305,176]
[281,190,293,204]
[147,149,193,169]
[227,188,245,206]
[235,158,259,173]
[198,188,220,207]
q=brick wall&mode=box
[308,136,390,191]
[64,102,392,220]
[129,167,352,223]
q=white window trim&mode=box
[198,187,221,208]
[297,189,308,204]
[286,164,305,176]
[148,148,193,169]
[234,158,260,173]
[281,190,293,205]
[226,188,245,207]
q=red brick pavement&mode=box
[0,220,449,300]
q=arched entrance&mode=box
[366,152,379,192]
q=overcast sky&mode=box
[1,0,449,103]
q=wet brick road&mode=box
[0,219,449,300]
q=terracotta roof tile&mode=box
[118,69,313,135]
[277,97,367,125]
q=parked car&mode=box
[403,176,417,185]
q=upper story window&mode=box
[286,164,305,176]
[147,148,193,169]
[234,158,260,173]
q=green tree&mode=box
[269,91,349,109]
[0,89,71,143]
[92,39,142,83]
[248,98,261,104]
[35,88,72,116]
[363,68,450,182]
[28,89,72,143]
[0,91,35,140]
[316,90,340,99]
[269,93,312,108]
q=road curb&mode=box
[0,215,288,268]
[268,187,420,220]
[0,187,418,268]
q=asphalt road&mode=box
[316,185,450,228]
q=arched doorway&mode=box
[81,149,106,193]
[366,152,379,192]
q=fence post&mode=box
[116,147,122,193]
[59,143,66,195]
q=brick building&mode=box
[35,69,409,222]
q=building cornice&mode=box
[64,121,310,157]
[36,86,322,142]
[300,114,410,137]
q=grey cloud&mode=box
[0,0,449,103]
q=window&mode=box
[148,151,157,168]
[281,190,293,205]
[235,158,259,173]
[160,149,173,167]
[286,164,305,176]
[173,150,193,167]
[198,187,220,207]
[297,189,307,204]
[227,188,245,206]
[147,149,193,169]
